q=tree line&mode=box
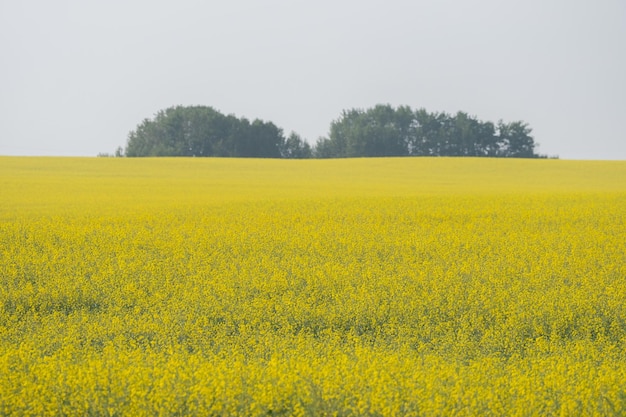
[124,106,291,158]
[116,104,548,159]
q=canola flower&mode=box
[1,156,626,416]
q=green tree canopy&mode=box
[122,104,545,159]
[320,104,543,158]
[125,106,285,158]
[280,132,312,159]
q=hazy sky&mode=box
[1,0,625,159]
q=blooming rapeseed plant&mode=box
[1,156,625,416]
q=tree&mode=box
[327,104,414,157]
[313,137,334,158]
[125,106,286,158]
[123,103,542,159]
[410,108,445,156]
[496,120,536,158]
[317,104,541,158]
[247,119,284,158]
[280,132,312,159]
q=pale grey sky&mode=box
[1,0,624,159]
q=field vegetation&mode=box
[1,157,625,416]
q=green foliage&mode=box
[121,104,545,159]
[280,132,312,159]
[125,106,284,158]
[324,104,543,158]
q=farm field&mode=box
[1,156,626,416]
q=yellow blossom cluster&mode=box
[1,156,625,416]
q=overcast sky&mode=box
[1,0,624,159]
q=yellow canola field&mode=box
[1,156,626,416]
